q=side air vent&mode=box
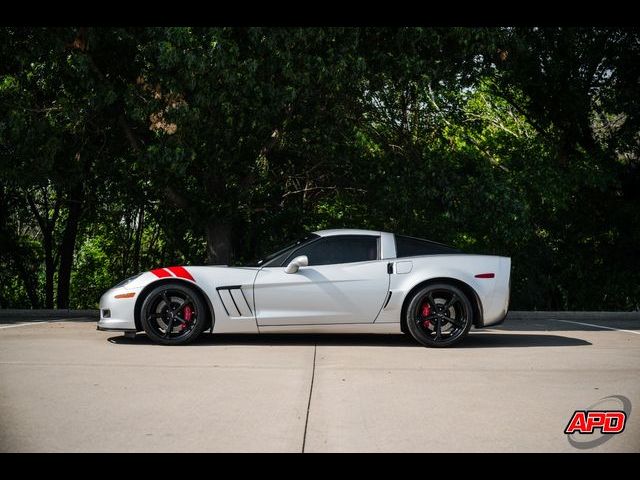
[216,285,252,317]
[382,291,392,309]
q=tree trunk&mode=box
[43,231,55,309]
[25,191,58,308]
[56,194,83,309]
[206,221,232,265]
[16,252,41,308]
[132,205,144,273]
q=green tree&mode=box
[1,27,638,311]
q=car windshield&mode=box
[246,233,319,267]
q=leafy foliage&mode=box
[1,27,638,310]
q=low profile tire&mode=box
[140,282,207,345]
[405,283,473,348]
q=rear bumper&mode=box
[477,310,507,328]
[478,256,510,328]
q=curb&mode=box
[0,309,99,320]
[506,311,640,321]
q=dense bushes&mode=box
[1,27,638,310]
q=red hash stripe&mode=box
[151,268,172,278]
[167,266,195,282]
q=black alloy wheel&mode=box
[141,283,207,345]
[406,283,473,348]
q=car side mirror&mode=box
[284,255,309,274]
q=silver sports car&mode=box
[98,229,511,347]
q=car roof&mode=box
[313,229,387,237]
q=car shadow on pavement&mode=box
[492,318,640,332]
[107,332,591,348]
[460,333,590,348]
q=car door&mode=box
[254,235,390,326]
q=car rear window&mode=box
[394,235,461,257]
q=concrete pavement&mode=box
[0,316,638,452]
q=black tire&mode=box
[405,283,473,348]
[140,282,207,345]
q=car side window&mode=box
[287,235,379,266]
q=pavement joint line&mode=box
[301,343,317,453]
[0,321,53,329]
[550,318,640,335]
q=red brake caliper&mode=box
[179,305,193,332]
[421,303,431,328]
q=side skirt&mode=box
[257,322,402,334]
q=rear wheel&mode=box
[141,283,207,345]
[405,283,473,348]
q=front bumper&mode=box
[97,324,137,332]
[97,286,141,332]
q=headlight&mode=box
[113,273,142,288]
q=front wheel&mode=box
[140,283,207,345]
[405,283,473,348]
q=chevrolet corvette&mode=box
[97,229,511,347]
